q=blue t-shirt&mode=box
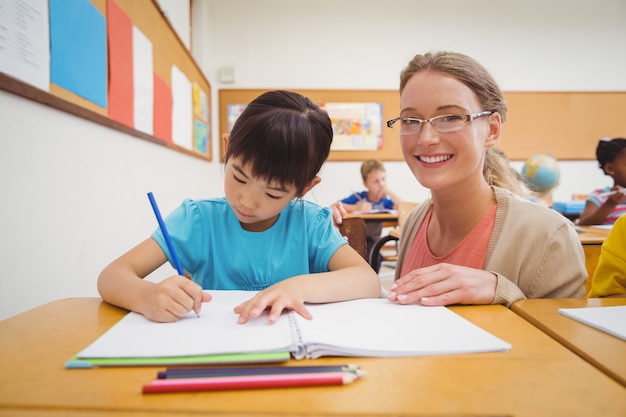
[151,197,346,291]
[341,191,394,210]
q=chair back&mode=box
[338,217,368,260]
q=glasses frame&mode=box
[386,111,494,134]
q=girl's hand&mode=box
[233,281,312,324]
[386,263,497,306]
[606,186,626,205]
[141,275,211,322]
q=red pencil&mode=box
[142,371,360,394]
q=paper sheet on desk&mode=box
[77,291,294,358]
[589,224,613,230]
[559,306,626,341]
[352,209,398,215]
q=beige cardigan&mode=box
[395,187,587,307]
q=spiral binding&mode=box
[287,312,306,359]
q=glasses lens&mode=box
[432,115,467,132]
[399,118,421,135]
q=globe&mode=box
[521,154,560,193]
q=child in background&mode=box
[339,159,400,213]
[337,159,401,257]
[98,90,380,324]
[587,214,626,298]
[578,137,626,225]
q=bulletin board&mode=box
[219,89,626,161]
[0,0,211,161]
[219,89,402,162]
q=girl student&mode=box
[98,90,380,323]
[577,137,626,226]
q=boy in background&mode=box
[338,159,401,258]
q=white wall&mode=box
[1,0,623,320]
[155,0,191,49]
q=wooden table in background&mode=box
[1,298,625,416]
[512,297,626,388]
[346,211,398,228]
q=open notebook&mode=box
[558,305,626,341]
[70,290,510,366]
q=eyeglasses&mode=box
[386,111,493,135]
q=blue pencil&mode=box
[147,192,185,276]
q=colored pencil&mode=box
[147,192,185,277]
[147,192,198,318]
[600,188,625,197]
[157,364,360,379]
[142,371,360,394]
[353,191,365,201]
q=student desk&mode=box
[511,297,626,388]
[346,211,398,228]
[2,298,626,416]
[346,211,398,221]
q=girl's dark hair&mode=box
[224,90,333,196]
[596,137,626,174]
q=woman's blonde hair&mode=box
[483,148,523,195]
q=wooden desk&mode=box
[577,225,611,245]
[346,211,398,228]
[346,211,398,221]
[1,298,625,416]
[577,226,611,287]
[512,298,626,388]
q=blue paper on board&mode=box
[49,0,107,107]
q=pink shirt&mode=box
[401,205,497,275]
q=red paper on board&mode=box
[107,0,134,127]
[153,74,172,143]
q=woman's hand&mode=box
[386,263,497,306]
[140,275,212,322]
[233,280,312,324]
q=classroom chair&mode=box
[338,217,368,260]
[369,201,419,273]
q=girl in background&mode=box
[577,137,626,226]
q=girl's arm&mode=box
[234,244,380,324]
[97,238,209,322]
[577,193,623,225]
